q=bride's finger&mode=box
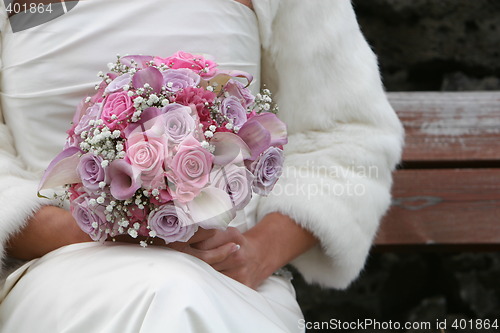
[192,227,243,250]
[185,242,240,265]
[185,228,217,244]
[211,247,243,272]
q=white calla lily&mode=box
[184,187,236,229]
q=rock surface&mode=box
[352,0,500,91]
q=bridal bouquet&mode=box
[38,51,287,245]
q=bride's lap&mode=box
[0,243,303,333]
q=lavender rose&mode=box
[74,103,102,137]
[248,147,284,195]
[105,73,131,93]
[224,79,255,108]
[162,103,196,143]
[210,164,253,210]
[77,153,107,191]
[71,194,107,242]
[162,68,200,93]
[220,96,247,128]
[148,203,198,243]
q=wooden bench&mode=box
[375,91,500,251]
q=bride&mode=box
[0,0,403,332]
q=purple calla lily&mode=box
[237,113,287,160]
[108,159,142,200]
[120,55,154,69]
[211,132,251,165]
[132,66,163,93]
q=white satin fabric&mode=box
[1,243,302,332]
[0,0,303,331]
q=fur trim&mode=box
[0,123,47,277]
[255,0,404,288]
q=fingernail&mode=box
[232,244,241,252]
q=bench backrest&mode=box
[375,92,500,251]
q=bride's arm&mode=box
[5,206,91,260]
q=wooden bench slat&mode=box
[388,92,500,162]
[375,168,500,247]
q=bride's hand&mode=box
[165,228,241,267]
[188,213,319,289]
[190,227,268,289]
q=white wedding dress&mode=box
[0,0,304,332]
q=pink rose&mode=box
[167,135,213,202]
[126,132,168,188]
[150,187,173,205]
[154,51,217,78]
[101,91,135,130]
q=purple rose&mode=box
[161,103,197,143]
[105,73,131,93]
[220,96,247,128]
[248,147,284,195]
[210,164,253,210]
[74,103,102,137]
[162,68,200,92]
[148,203,198,243]
[71,194,107,242]
[224,79,255,108]
[77,153,107,191]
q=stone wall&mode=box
[353,0,500,91]
[293,1,500,331]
